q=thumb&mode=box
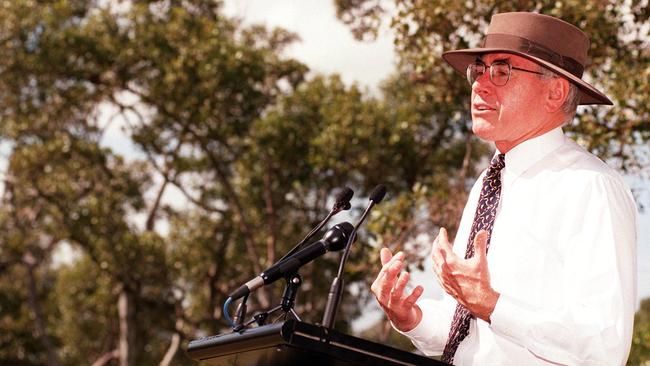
[439,227,453,252]
[380,247,393,266]
[473,230,489,261]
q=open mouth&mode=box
[473,104,495,112]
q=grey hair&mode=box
[537,66,580,121]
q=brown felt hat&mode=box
[442,12,612,105]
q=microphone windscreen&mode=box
[333,187,354,210]
[369,184,387,204]
[325,222,354,251]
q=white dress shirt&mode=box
[398,128,638,365]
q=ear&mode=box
[544,77,570,113]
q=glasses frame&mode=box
[467,60,545,86]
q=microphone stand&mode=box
[321,206,372,328]
[223,187,354,331]
[235,272,303,331]
[321,185,385,329]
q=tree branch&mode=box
[91,349,119,366]
[158,332,180,366]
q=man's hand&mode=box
[370,248,424,332]
[431,228,499,323]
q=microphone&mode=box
[322,184,386,329]
[228,222,354,301]
[368,184,387,204]
[277,187,353,264]
[332,186,354,211]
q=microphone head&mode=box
[369,184,387,204]
[323,222,354,251]
[333,187,354,211]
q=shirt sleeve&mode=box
[489,175,638,365]
[393,295,458,356]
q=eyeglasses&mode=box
[466,61,545,86]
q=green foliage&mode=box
[629,298,650,365]
[53,256,118,365]
[0,0,646,365]
[336,0,650,174]
[0,264,55,365]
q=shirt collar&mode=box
[497,127,566,179]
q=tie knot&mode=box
[489,153,506,172]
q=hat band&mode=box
[483,33,584,78]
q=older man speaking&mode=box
[371,12,637,366]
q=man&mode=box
[371,12,637,366]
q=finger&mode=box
[378,251,404,278]
[438,227,454,253]
[403,285,424,307]
[435,251,460,301]
[437,252,456,288]
[379,259,403,299]
[390,271,410,302]
[374,252,404,298]
[380,247,393,266]
[431,231,445,266]
[430,244,446,276]
[473,230,489,261]
[439,267,460,293]
[372,251,400,298]
[438,272,461,300]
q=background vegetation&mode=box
[0,0,647,365]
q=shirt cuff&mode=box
[489,293,534,343]
[392,299,446,342]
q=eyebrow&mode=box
[477,56,510,64]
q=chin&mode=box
[471,117,498,142]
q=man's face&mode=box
[470,53,551,150]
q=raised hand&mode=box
[431,228,499,322]
[370,248,424,332]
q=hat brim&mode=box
[442,48,613,105]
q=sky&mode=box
[219,0,650,322]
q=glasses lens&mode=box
[466,63,484,85]
[490,62,510,86]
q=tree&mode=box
[7,1,643,365]
[335,0,650,176]
[0,0,307,364]
[0,0,477,363]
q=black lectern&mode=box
[187,320,448,366]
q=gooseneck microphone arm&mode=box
[223,188,353,329]
[278,187,353,263]
[322,185,386,329]
[227,222,355,301]
[224,222,354,329]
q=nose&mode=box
[472,71,492,96]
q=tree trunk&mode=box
[118,285,137,366]
[91,349,119,366]
[158,332,180,366]
[263,156,277,267]
[24,254,61,366]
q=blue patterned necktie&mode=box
[441,153,506,364]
